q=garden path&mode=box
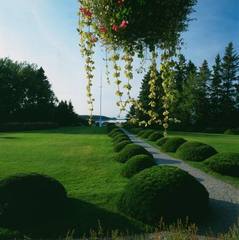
[123,130,239,235]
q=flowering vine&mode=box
[78,0,196,129]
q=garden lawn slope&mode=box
[169,131,239,153]
[0,127,144,237]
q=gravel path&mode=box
[124,130,239,235]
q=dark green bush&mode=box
[106,123,117,133]
[156,137,169,146]
[121,154,156,178]
[114,140,132,152]
[148,132,163,141]
[176,141,217,162]
[0,173,68,228]
[116,144,152,163]
[0,227,23,240]
[118,166,209,224]
[224,128,239,135]
[140,130,155,139]
[109,128,122,137]
[161,137,187,153]
[113,135,130,145]
[129,128,143,134]
[137,129,147,136]
[205,153,239,177]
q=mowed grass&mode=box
[147,131,239,188]
[169,131,239,153]
[0,127,145,237]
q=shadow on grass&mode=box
[0,137,19,140]
[13,198,145,239]
[30,127,108,135]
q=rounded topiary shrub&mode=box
[205,153,239,177]
[0,173,68,228]
[148,132,163,142]
[130,128,143,134]
[140,130,155,139]
[138,129,148,137]
[114,140,132,152]
[113,135,130,145]
[176,142,217,162]
[224,128,239,135]
[118,166,209,224]
[116,144,152,163]
[121,154,156,178]
[110,130,124,138]
[161,137,187,153]
[109,128,122,137]
[156,137,169,146]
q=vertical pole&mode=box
[99,70,103,127]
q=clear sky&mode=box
[0,0,238,117]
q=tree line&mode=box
[129,42,239,132]
[0,58,84,127]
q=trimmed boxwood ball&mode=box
[117,166,209,224]
[156,137,169,146]
[140,130,155,139]
[137,129,148,136]
[121,154,156,178]
[114,140,132,152]
[205,153,239,177]
[0,173,68,228]
[116,144,152,163]
[176,141,217,162]
[113,135,130,144]
[109,128,121,137]
[161,137,187,153]
[148,132,163,141]
[109,129,123,138]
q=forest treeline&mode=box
[129,42,239,132]
[0,58,85,128]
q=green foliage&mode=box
[0,228,23,240]
[140,130,155,139]
[121,154,156,178]
[114,140,132,152]
[118,166,209,224]
[205,153,239,177]
[116,144,151,163]
[224,128,239,135]
[161,137,187,153]
[109,128,122,137]
[148,132,163,141]
[89,0,197,48]
[129,128,143,134]
[113,135,130,145]
[0,173,68,228]
[156,137,169,146]
[176,141,217,162]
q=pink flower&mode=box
[112,24,119,32]
[99,26,107,33]
[117,0,125,6]
[80,7,92,18]
[119,20,128,29]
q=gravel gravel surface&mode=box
[124,130,239,235]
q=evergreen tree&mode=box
[130,65,164,124]
[209,54,223,127]
[194,60,211,129]
[221,42,239,127]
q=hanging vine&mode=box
[78,0,197,128]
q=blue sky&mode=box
[0,0,238,117]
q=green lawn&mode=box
[169,131,239,153]
[146,131,239,188]
[0,127,146,238]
